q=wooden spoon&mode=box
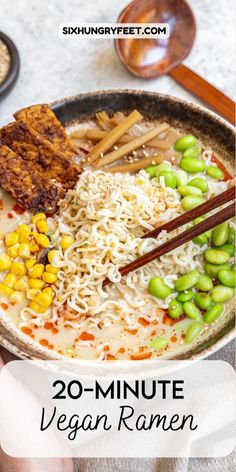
[115,0,235,125]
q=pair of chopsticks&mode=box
[103,186,236,287]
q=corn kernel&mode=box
[0,253,12,271]
[14,276,29,291]
[26,258,36,271]
[29,301,46,313]
[46,264,59,274]
[11,262,26,276]
[19,243,31,259]
[17,224,31,236]
[5,232,19,247]
[60,236,74,250]
[43,287,53,297]
[10,291,25,304]
[19,233,30,244]
[26,288,39,300]
[36,219,49,233]
[35,291,52,308]
[0,283,13,297]
[7,244,20,258]
[42,272,57,284]
[34,233,50,248]
[28,264,44,278]
[48,250,60,265]
[29,241,40,253]
[32,213,46,224]
[29,278,45,289]
[4,274,17,288]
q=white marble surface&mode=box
[0,0,235,124]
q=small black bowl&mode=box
[0,31,20,100]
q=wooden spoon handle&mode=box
[169,64,235,125]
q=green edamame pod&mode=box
[204,263,231,278]
[195,274,213,291]
[150,337,168,349]
[212,222,229,247]
[176,290,194,302]
[183,301,202,320]
[188,177,208,193]
[149,276,172,299]
[218,269,235,287]
[180,158,205,174]
[183,146,201,159]
[185,321,203,344]
[174,135,197,152]
[204,248,230,265]
[217,244,235,257]
[203,303,223,323]
[228,228,236,244]
[176,170,188,187]
[178,185,202,197]
[194,292,212,310]
[145,165,159,178]
[211,285,234,303]
[175,270,200,291]
[206,166,224,180]
[155,161,172,177]
[168,299,183,319]
[159,171,177,189]
[182,195,204,210]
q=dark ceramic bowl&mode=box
[0,90,235,362]
[0,32,20,100]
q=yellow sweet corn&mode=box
[42,272,57,284]
[14,276,29,291]
[0,253,12,271]
[32,213,46,224]
[48,250,60,265]
[5,232,19,247]
[36,219,49,233]
[11,262,27,276]
[60,236,74,250]
[28,264,44,278]
[7,244,20,258]
[17,224,31,236]
[29,301,46,313]
[29,241,40,253]
[29,278,45,289]
[35,291,52,308]
[43,287,53,297]
[19,233,30,244]
[45,264,59,274]
[0,283,13,297]
[19,243,31,259]
[34,233,50,248]
[26,288,39,300]
[4,274,17,288]
[25,258,36,271]
[10,291,25,304]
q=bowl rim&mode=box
[0,89,235,362]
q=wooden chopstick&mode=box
[103,187,236,287]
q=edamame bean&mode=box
[188,177,208,193]
[218,269,235,287]
[204,263,231,278]
[195,274,213,291]
[176,170,188,187]
[155,161,172,177]
[180,158,205,173]
[183,146,201,159]
[206,166,224,180]
[174,135,197,152]
[145,165,159,178]
[228,228,236,244]
[212,222,229,247]
[150,337,168,349]
[217,244,235,257]
[177,290,194,302]
[175,270,200,291]
[194,292,212,310]
[203,303,223,323]
[211,285,234,303]
[182,195,204,210]
[149,276,172,299]
[168,299,183,319]
[183,301,202,320]
[204,248,230,265]
[159,171,177,189]
[185,321,203,344]
[178,185,202,197]
[193,234,208,246]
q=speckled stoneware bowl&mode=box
[0,90,235,362]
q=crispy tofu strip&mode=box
[0,121,80,189]
[0,144,64,213]
[14,104,78,159]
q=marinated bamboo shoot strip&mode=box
[87,110,143,164]
[96,111,113,130]
[71,129,170,150]
[95,123,170,169]
[104,155,169,174]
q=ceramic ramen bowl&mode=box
[0,90,235,362]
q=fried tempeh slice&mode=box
[0,144,64,213]
[14,104,77,159]
[0,121,80,189]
